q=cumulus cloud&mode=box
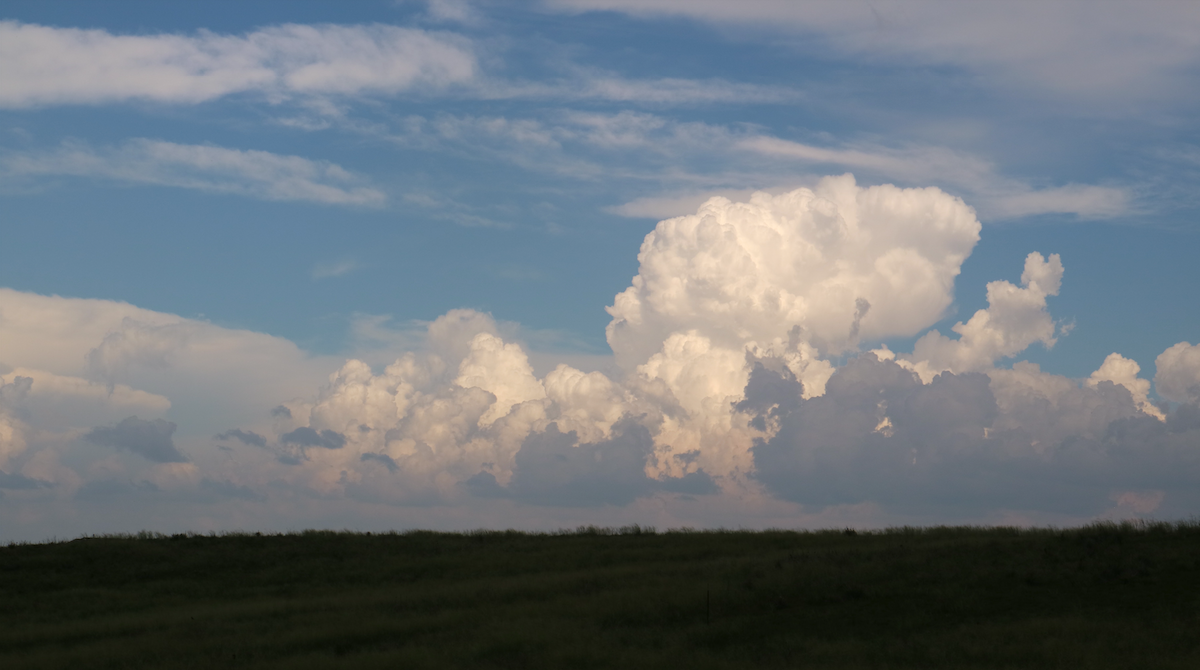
[211,176,1103,515]
[0,287,337,433]
[2,173,1196,531]
[497,420,716,507]
[192,175,1175,519]
[1,367,170,430]
[197,307,716,507]
[1088,353,1163,420]
[607,174,980,382]
[0,469,49,490]
[746,355,1200,518]
[0,375,32,470]
[0,21,476,108]
[85,416,188,463]
[901,252,1064,381]
[1155,342,1200,404]
[2,139,386,206]
[86,318,196,389]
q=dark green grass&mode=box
[2,522,1199,668]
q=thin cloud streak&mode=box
[0,21,804,110]
[737,135,1131,219]
[2,139,386,206]
[0,21,478,108]
[545,0,1200,108]
[368,108,1128,220]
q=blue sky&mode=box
[2,1,1200,539]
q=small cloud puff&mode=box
[312,259,360,279]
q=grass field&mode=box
[1,522,1198,669]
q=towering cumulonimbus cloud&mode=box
[243,173,1187,515]
[242,175,993,503]
[606,174,981,414]
[608,174,981,366]
[4,173,1197,529]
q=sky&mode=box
[2,0,1200,540]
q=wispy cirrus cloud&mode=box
[1,139,386,206]
[375,109,1129,220]
[473,70,803,106]
[736,135,1131,219]
[0,20,802,111]
[545,0,1200,108]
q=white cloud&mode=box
[384,111,1128,220]
[422,0,479,24]
[748,353,1200,520]
[607,174,982,369]
[0,288,337,433]
[0,376,32,471]
[483,72,802,106]
[596,176,985,483]
[1088,353,1163,420]
[737,136,1131,219]
[606,188,780,220]
[454,332,548,426]
[1,367,171,430]
[0,289,341,519]
[0,20,804,111]
[0,21,477,108]
[1155,342,1200,404]
[86,319,197,389]
[401,191,513,228]
[988,185,1131,219]
[257,311,665,503]
[573,75,799,105]
[2,174,1197,533]
[2,139,386,206]
[902,252,1064,381]
[545,0,1200,106]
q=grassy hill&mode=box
[1,522,1198,669]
